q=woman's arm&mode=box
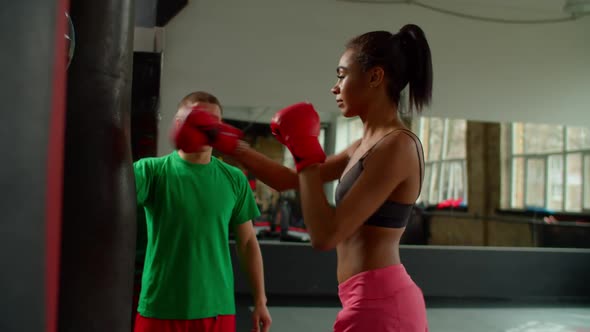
[297,133,417,250]
[233,140,360,192]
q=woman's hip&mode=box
[334,264,428,332]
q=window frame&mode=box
[505,123,590,212]
[414,116,468,206]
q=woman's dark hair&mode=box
[345,24,433,113]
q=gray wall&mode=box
[232,242,590,301]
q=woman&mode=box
[174,23,432,332]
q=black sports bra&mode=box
[334,129,423,228]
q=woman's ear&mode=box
[369,66,385,88]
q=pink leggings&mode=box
[333,264,428,332]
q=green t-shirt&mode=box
[133,151,260,319]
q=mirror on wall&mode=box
[183,111,590,249]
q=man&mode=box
[133,91,272,332]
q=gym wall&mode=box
[155,0,590,155]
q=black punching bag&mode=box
[0,0,69,331]
[59,1,136,331]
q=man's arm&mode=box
[133,159,153,206]
[234,221,266,305]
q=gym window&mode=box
[412,117,468,207]
[501,123,590,213]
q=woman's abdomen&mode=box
[336,226,404,283]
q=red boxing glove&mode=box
[208,121,243,155]
[174,107,243,155]
[270,102,326,172]
[172,116,209,153]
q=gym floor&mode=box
[235,295,590,331]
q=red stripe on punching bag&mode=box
[47,0,70,331]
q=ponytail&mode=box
[399,24,433,114]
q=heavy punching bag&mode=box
[0,0,69,331]
[59,0,136,331]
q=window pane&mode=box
[418,164,431,203]
[450,161,466,201]
[440,162,450,201]
[512,123,525,154]
[427,118,443,162]
[462,161,468,205]
[525,158,545,208]
[584,155,590,210]
[565,153,582,212]
[523,124,563,154]
[511,157,525,209]
[500,125,512,209]
[446,120,467,159]
[429,163,439,204]
[508,122,590,211]
[567,126,590,150]
[415,117,467,206]
[440,161,465,202]
[546,155,563,211]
